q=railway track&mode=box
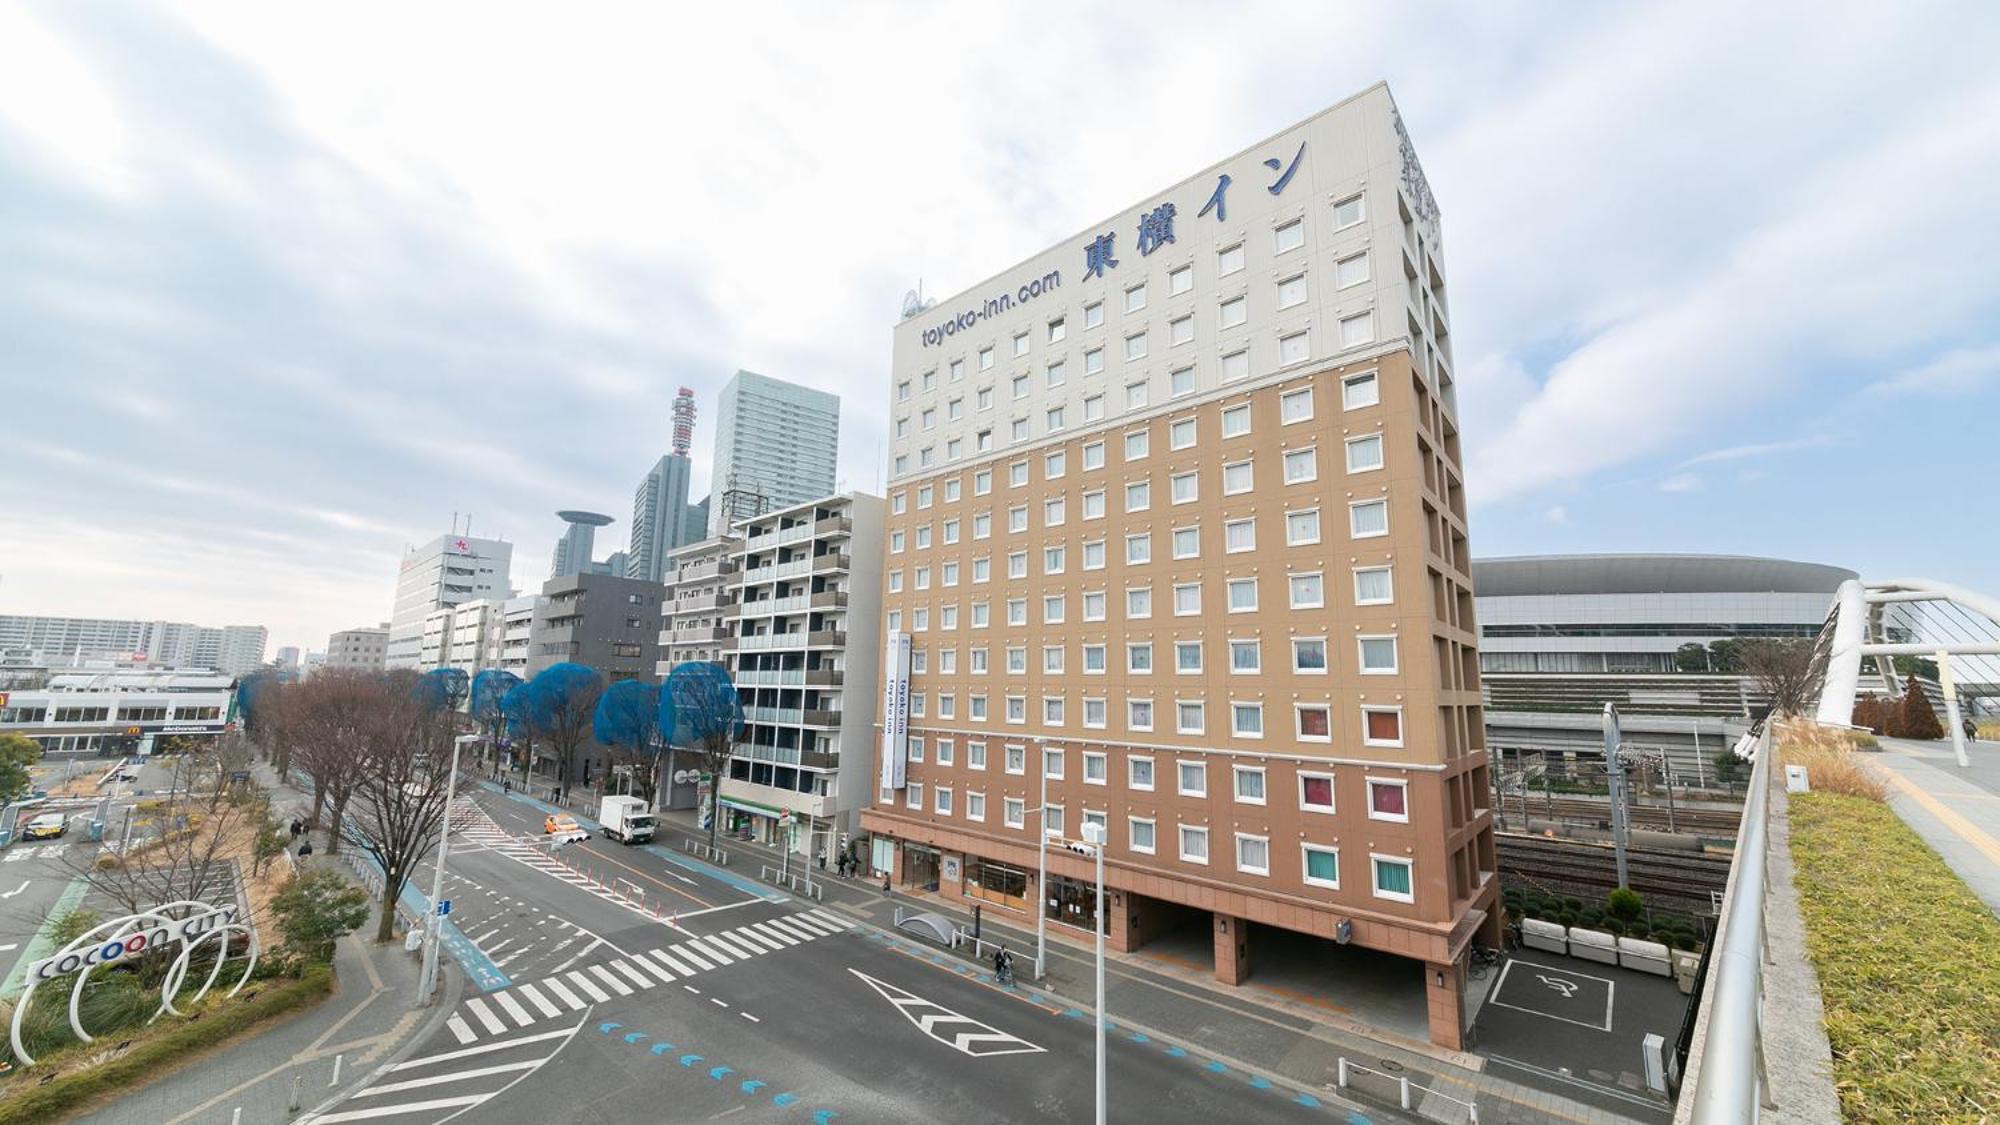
[1497,832,1731,913]
[1492,792,1742,834]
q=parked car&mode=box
[21,812,67,840]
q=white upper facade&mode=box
[887,82,1447,482]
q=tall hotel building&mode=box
[862,83,1495,1049]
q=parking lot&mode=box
[1472,950,1691,1115]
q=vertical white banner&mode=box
[880,630,911,790]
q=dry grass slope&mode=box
[1778,720,1888,802]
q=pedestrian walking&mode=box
[289,817,302,840]
[297,839,314,860]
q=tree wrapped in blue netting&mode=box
[526,662,604,796]
[469,668,521,775]
[415,667,470,712]
[659,662,742,845]
[594,679,662,805]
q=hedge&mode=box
[1790,793,2000,1121]
[0,965,333,1124]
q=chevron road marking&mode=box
[848,969,1046,1058]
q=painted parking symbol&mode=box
[1487,959,1616,1031]
[850,969,1046,1058]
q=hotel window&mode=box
[1180,825,1210,865]
[1217,243,1245,276]
[1346,434,1384,474]
[1042,595,1065,624]
[1042,448,1066,479]
[887,610,902,631]
[1125,381,1149,410]
[1083,539,1106,569]
[1236,834,1271,876]
[973,556,992,582]
[1128,756,1154,790]
[1043,696,1065,725]
[890,530,906,553]
[920,446,936,467]
[1008,506,1028,533]
[1169,264,1193,295]
[1046,406,1066,432]
[1293,638,1328,674]
[971,602,990,627]
[1274,218,1304,254]
[894,454,908,474]
[1080,490,1106,521]
[1333,193,1365,230]
[1222,459,1254,494]
[948,399,964,423]
[1045,805,1066,835]
[1286,508,1321,545]
[1008,551,1029,579]
[1043,545,1065,574]
[1221,349,1250,382]
[1083,643,1107,673]
[1128,698,1154,730]
[1173,582,1201,616]
[1006,695,1027,723]
[1350,499,1389,538]
[974,468,993,495]
[1224,518,1256,554]
[1011,418,1028,442]
[1302,843,1340,888]
[1297,704,1332,741]
[1004,797,1025,827]
[906,782,925,810]
[977,386,994,411]
[1084,300,1104,329]
[1279,331,1310,367]
[897,380,912,402]
[1283,447,1317,484]
[1176,759,1206,796]
[1126,586,1153,619]
[1084,394,1105,421]
[951,358,965,381]
[977,429,993,452]
[1170,315,1193,346]
[1049,317,1066,343]
[1340,311,1375,348]
[1013,374,1031,400]
[973,512,992,539]
[1084,348,1104,376]
[1226,577,1258,612]
[1125,532,1152,565]
[1047,360,1067,387]
[1362,708,1405,748]
[1277,273,1307,310]
[1278,386,1314,424]
[1125,282,1149,313]
[1042,746,1065,779]
[936,786,953,816]
[1372,857,1415,903]
[1170,366,1197,397]
[1174,641,1202,673]
[1083,750,1108,782]
[1232,703,1264,739]
[969,741,988,770]
[1336,251,1369,289]
[923,370,938,391]
[1129,817,1157,854]
[1229,639,1260,673]
[1082,440,1106,469]
[888,570,904,593]
[1127,641,1153,672]
[1010,460,1030,487]
[915,525,932,549]
[1007,599,1027,627]
[1169,417,1196,449]
[1176,700,1205,734]
[1171,525,1199,558]
[941,605,959,630]
[895,417,909,437]
[912,607,930,632]
[1125,481,1151,513]
[965,790,985,821]
[1354,566,1394,605]
[945,477,962,502]
[1005,744,1027,774]
[917,484,934,508]
[1014,331,1030,357]
[1045,497,1066,525]
[1082,590,1106,621]
[943,518,961,545]
[1289,572,1324,609]
[892,491,907,515]
[1043,645,1065,674]
[1359,635,1399,674]
[939,647,958,672]
[1220,295,1248,329]
[1124,429,1150,460]
[1342,371,1380,410]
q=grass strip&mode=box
[0,964,333,1124]
[1789,793,2000,1122]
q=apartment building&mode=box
[720,493,884,856]
[657,535,743,674]
[526,572,662,682]
[325,623,390,672]
[385,533,512,668]
[862,83,1494,1049]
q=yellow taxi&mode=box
[543,813,587,843]
[22,812,67,840]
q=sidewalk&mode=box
[1871,736,2000,914]
[649,807,1653,1124]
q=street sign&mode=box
[437,900,452,917]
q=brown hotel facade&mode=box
[861,83,1497,1049]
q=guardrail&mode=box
[684,839,731,866]
[1335,1057,1478,1122]
[1677,724,1774,1123]
[760,864,821,900]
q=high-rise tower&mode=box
[628,387,705,584]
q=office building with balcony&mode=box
[862,83,1493,1049]
[491,596,540,674]
[717,493,884,855]
[527,572,663,682]
[657,535,742,674]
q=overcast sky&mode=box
[4,1,1997,656]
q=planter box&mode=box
[1618,935,1672,976]
[1569,927,1618,964]
[1522,917,1568,955]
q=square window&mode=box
[1333,194,1365,229]
[1359,635,1398,674]
[966,791,985,821]
[974,512,992,539]
[973,557,992,582]
[1336,251,1369,289]
[1125,333,1147,361]
[1172,525,1199,557]
[978,387,995,411]
[1043,747,1064,779]
[1170,315,1193,346]
[1128,642,1153,672]
[1372,856,1414,903]
[1128,698,1154,730]
[1128,756,1154,790]
[906,782,924,809]
[1235,834,1270,875]
[1083,751,1107,782]
[1169,265,1193,295]
[978,347,994,371]
[1217,244,1245,276]
[1363,708,1404,747]
[1169,417,1196,449]
[1008,507,1027,534]
[1043,696,1065,724]
[1221,403,1252,437]
[1347,434,1384,473]
[1297,704,1332,740]
[1049,317,1067,343]
[1084,301,1104,329]
[1277,274,1307,309]
[1221,350,1250,382]
[1280,387,1313,424]
[1046,449,1067,478]
[1354,566,1394,605]
[969,741,988,769]
[1083,591,1106,621]
[1010,461,1030,487]
[1047,361,1066,388]
[1177,760,1206,796]
[1083,490,1106,519]
[1042,594,1065,623]
[1013,331,1030,357]
[1005,745,1026,774]
[1083,539,1106,568]
[1174,641,1202,673]
[1176,700,1205,734]
[950,358,965,382]
[1274,219,1304,253]
[1014,374,1032,399]
[915,525,933,550]
[1299,774,1336,816]
[1283,447,1317,484]
[1045,805,1065,836]
[1047,406,1066,431]
[1124,430,1150,460]
[1342,371,1379,410]
[1302,844,1340,888]
[1084,348,1104,376]
[1173,582,1201,616]
[945,477,962,501]
[1043,645,1065,673]
[936,787,953,815]
[1130,817,1157,854]
[1279,331,1310,366]
[1289,572,1324,609]
[1125,284,1147,313]
[1286,508,1321,545]
[1226,577,1258,611]
[1011,418,1028,442]
[1224,519,1256,554]
[1004,796,1025,826]
[1293,638,1328,674]
[923,370,937,391]
[1006,695,1026,722]
[1083,643,1106,672]
[1125,480,1151,513]
[1125,381,1149,410]
[1350,499,1389,538]
[1170,367,1196,397]
[1228,639,1259,673]
[1126,587,1152,619]
[1222,459,1254,494]
[1179,825,1210,864]
[1220,296,1247,329]
[1340,311,1374,348]
[1082,440,1106,470]
[1231,703,1263,738]
[1045,497,1066,525]
[1125,533,1151,564]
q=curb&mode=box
[295,960,469,1122]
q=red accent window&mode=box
[1301,776,1334,809]
[1299,707,1330,738]
[1370,782,1407,817]
[1365,709,1402,743]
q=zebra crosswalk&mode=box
[442,908,857,1044]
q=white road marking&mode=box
[566,971,610,1003]
[587,964,633,996]
[765,917,819,943]
[446,1016,476,1045]
[709,997,727,1007]
[632,955,677,985]
[691,937,737,963]
[462,998,506,1035]
[610,960,653,989]
[391,1027,577,1070]
[669,944,715,971]
[848,969,1047,1058]
[309,1095,487,1121]
[650,949,696,976]
[541,977,585,1010]
[516,983,561,1019]
[806,908,856,930]
[491,990,534,1027]
[358,1060,542,1096]
[740,1012,760,1023]
[733,926,784,952]
[710,932,762,959]
[748,921,798,946]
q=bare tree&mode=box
[346,678,465,943]
[289,671,379,854]
[1742,638,1817,717]
[64,786,257,917]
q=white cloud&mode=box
[1866,344,2000,398]
[1543,505,1569,524]
[1682,434,1836,466]
[1659,474,1703,493]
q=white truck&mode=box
[598,795,657,845]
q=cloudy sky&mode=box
[3,1,1997,656]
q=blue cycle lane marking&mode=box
[351,843,509,992]
[595,1020,839,1121]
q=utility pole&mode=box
[1604,704,1630,889]
[418,734,476,1005]
[1035,750,1049,980]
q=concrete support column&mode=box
[1213,913,1251,985]
[1425,958,1467,1050]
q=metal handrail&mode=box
[1681,724,1773,1122]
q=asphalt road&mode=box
[311,786,1359,1124]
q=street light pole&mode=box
[1035,755,1048,981]
[1080,821,1108,1125]
[418,734,474,1005]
